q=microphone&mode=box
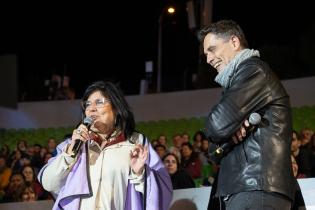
[71,117,93,158]
[212,112,261,158]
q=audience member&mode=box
[180,142,201,179]
[163,153,195,190]
[154,144,167,159]
[0,156,12,200]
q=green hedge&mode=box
[1,105,315,151]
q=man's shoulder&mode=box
[236,56,272,79]
[240,56,269,70]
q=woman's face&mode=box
[10,174,24,190]
[47,138,56,149]
[22,186,36,202]
[23,166,34,182]
[163,155,178,175]
[85,91,115,135]
[18,141,27,151]
[181,145,192,158]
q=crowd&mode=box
[0,127,314,205]
[0,138,57,202]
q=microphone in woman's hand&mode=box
[71,117,93,158]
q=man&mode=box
[201,20,296,209]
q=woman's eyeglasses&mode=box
[82,98,110,111]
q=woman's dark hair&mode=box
[193,130,206,142]
[81,81,135,138]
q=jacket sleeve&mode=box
[37,139,76,195]
[205,61,276,143]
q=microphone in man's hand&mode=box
[71,117,93,158]
[213,112,261,158]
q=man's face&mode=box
[203,33,240,74]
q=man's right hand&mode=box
[232,119,250,144]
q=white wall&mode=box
[0,76,315,129]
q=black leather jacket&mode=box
[205,57,296,200]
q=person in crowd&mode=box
[2,172,26,202]
[297,127,313,177]
[21,165,45,200]
[31,144,44,171]
[38,80,172,210]
[10,149,31,173]
[180,142,201,179]
[162,153,195,190]
[192,130,206,153]
[0,155,12,200]
[154,144,167,159]
[199,138,210,165]
[21,184,37,202]
[168,133,183,160]
[43,152,52,165]
[290,155,306,210]
[300,127,314,147]
[0,144,10,160]
[150,139,159,147]
[201,19,296,209]
[47,137,57,157]
[181,133,190,144]
[16,139,28,153]
[291,130,308,178]
[157,134,168,148]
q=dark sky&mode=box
[1,0,314,101]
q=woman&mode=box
[22,165,47,200]
[21,184,37,202]
[162,153,195,190]
[38,81,172,210]
[180,142,201,179]
[2,172,26,202]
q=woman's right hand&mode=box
[66,124,90,155]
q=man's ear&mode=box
[230,35,241,50]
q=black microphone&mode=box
[213,112,261,158]
[71,117,93,158]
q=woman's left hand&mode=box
[130,144,148,176]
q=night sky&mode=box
[1,0,314,101]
